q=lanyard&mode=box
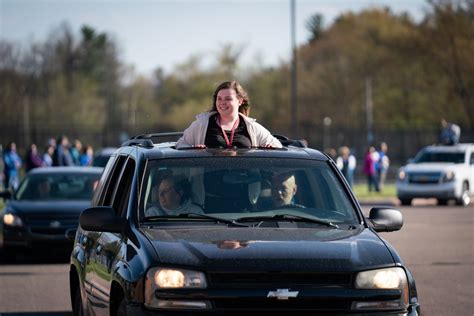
[217,116,240,148]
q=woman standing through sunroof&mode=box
[176,80,282,149]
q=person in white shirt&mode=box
[336,146,357,187]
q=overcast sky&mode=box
[1,0,427,77]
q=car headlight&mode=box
[355,267,406,289]
[443,171,455,182]
[353,267,409,311]
[144,268,210,310]
[3,213,23,227]
[397,170,406,181]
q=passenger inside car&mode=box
[145,174,203,216]
[36,179,51,199]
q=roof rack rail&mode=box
[131,132,184,140]
[122,132,307,149]
[273,134,308,148]
[122,132,184,148]
[121,139,154,148]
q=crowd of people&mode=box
[362,142,390,192]
[326,142,390,193]
[1,136,95,191]
[325,118,462,192]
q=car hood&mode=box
[6,200,91,216]
[141,227,395,272]
[403,163,462,172]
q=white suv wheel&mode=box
[458,183,470,206]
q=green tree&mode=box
[419,0,474,127]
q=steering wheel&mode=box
[274,203,306,210]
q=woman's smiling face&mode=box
[215,88,242,117]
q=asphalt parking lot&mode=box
[363,201,474,316]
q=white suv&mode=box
[396,143,474,206]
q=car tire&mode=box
[117,297,127,316]
[0,246,17,263]
[456,182,470,207]
[438,199,448,206]
[399,198,412,206]
[73,286,84,316]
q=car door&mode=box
[90,156,136,316]
[84,154,127,315]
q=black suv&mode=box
[70,134,420,315]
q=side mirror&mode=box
[368,207,403,232]
[79,206,126,233]
[0,191,12,200]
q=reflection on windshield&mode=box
[415,152,464,164]
[141,158,358,225]
[15,173,100,200]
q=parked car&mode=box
[0,167,103,256]
[70,133,420,315]
[92,147,117,167]
[396,143,473,206]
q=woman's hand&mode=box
[193,144,206,149]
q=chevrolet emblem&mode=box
[267,288,299,300]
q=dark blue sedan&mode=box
[0,167,103,257]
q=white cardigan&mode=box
[176,112,282,148]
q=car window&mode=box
[15,173,101,201]
[140,157,359,225]
[111,157,135,216]
[101,155,127,207]
[92,154,116,206]
[414,151,465,163]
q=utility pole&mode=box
[365,77,374,145]
[23,95,31,148]
[323,117,332,150]
[290,0,298,137]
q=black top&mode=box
[205,114,252,148]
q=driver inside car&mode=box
[271,172,298,207]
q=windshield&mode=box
[140,157,359,225]
[414,151,465,164]
[15,172,101,201]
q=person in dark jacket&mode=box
[25,143,44,171]
[439,119,461,145]
[53,135,74,166]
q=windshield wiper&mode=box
[234,214,339,229]
[144,213,249,227]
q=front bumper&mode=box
[2,225,75,249]
[127,287,420,315]
[396,181,458,199]
[127,303,420,316]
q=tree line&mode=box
[0,0,472,158]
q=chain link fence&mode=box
[1,122,472,183]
